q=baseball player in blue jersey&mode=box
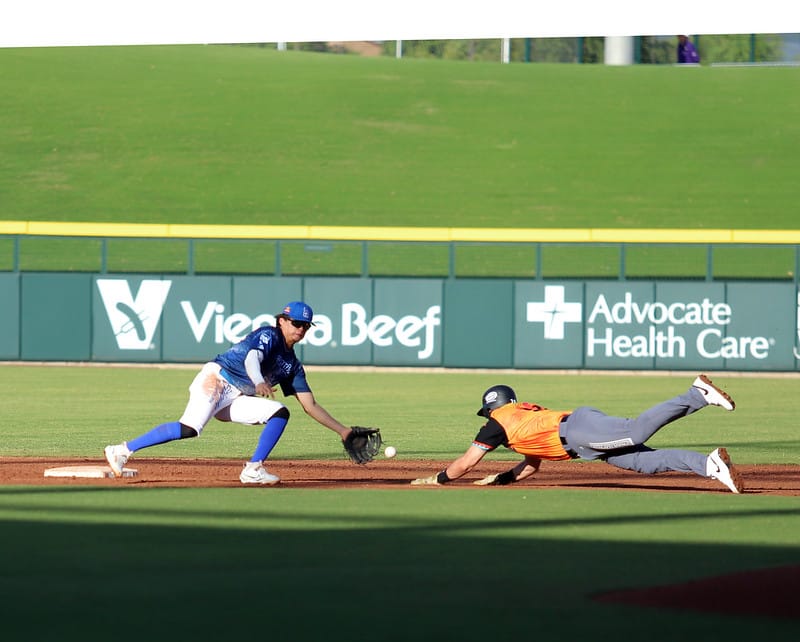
[104,301,355,485]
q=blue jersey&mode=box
[213,326,310,397]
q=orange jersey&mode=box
[486,402,572,460]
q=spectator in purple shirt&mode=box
[677,35,700,63]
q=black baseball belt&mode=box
[559,415,579,459]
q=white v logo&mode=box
[96,279,172,350]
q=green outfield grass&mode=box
[2,45,798,229]
[2,46,799,277]
[1,366,799,640]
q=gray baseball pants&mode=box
[559,386,708,476]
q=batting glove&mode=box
[473,473,500,486]
[410,474,440,486]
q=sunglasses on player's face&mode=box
[289,319,311,330]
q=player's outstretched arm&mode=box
[474,455,541,485]
[411,444,486,485]
[295,391,350,439]
[513,455,542,481]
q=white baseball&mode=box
[384,446,397,458]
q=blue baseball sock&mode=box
[127,421,184,452]
[250,416,288,462]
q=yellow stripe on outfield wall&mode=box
[22,221,172,237]
[2,220,800,244]
[588,228,736,243]
[168,224,312,239]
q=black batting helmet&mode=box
[477,384,517,417]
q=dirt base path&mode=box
[2,457,799,495]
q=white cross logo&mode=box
[526,285,582,340]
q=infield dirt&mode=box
[2,457,799,495]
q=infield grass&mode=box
[2,365,797,463]
[1,484,798,641]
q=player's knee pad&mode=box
[180,423,199,439]
[272,406,290,421]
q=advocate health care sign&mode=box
[90,276,800,371]
[515,281,798,371]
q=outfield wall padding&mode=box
[2,273,798,371]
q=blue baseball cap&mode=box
[281,301,315,325]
